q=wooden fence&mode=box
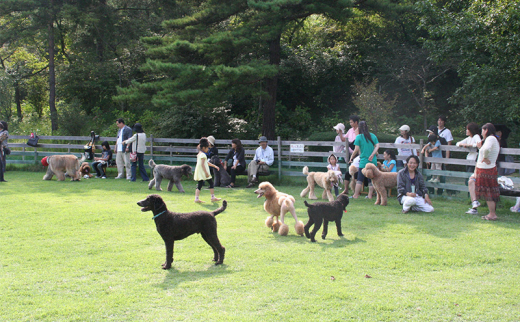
[6,135,520,195]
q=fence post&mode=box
[150,134,154,159]
[419,139,424,169]
[170,145,173,165]
[34,147,38,164]
[277,136,281,180]
[68,143,71,154]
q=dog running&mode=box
[303,194,349,242]
[137,194,226,269]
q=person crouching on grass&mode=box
[194,138,222,203]
[397,155,434,213]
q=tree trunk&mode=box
[48,2,58,132]
[262,35,281,141]
[15,83,22,120]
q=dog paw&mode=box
[321,235,327,240]
[338,233,344,237]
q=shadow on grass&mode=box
[158,264,231,289]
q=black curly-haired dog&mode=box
[303,194,349,242]
[148,159,192,192]
[137,194,226,269]
[210,155,232,187]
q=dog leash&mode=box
[152,210,166,220]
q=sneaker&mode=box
[510,206,520,212]
[115,176,124,179]
[471,200,481,209]
[101,176,106,179]
[211,197,222,202]
[95,175,102,178]
[466,208,478,215]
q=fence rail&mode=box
[6,135,520,194]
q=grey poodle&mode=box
[148,159,192,192]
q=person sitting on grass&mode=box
[397,155,434,213]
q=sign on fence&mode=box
[290,144,304,153]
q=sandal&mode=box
[211,197,222,202]
[481,216,497,221]
[226,184,234,188]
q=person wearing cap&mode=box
[114,118,133,179]
[333,123,346,154]
[394,125,417,168]
[246,136,274,188]
[206,136,219,159]
[123,123,150,182]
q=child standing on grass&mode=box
[194,138,222,203]
[327,154,342,197]
[381,149,397,172]
[421,134,442,183]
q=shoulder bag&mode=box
[129,134,138,162]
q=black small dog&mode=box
[210,155,232,187]
[137,194,226,269]
[303,194,349,242]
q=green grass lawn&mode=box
[1,171,520,321]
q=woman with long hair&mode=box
[348,121,380,199]
[224,138,246,188]
[466,123,500,220]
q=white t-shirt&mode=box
[116,128,123,152]
[456,134,482,161]
[438,127,453,143]
[395,136,417,156]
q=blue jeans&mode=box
[131,153,149,181]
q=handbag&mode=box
[27,133,39,147]
[129,134,138,162]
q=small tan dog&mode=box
[300,166,338,202]
[254,182,304,236]
[43,155,86,181]
[361,163,398,206]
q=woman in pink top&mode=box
[466,123,501,220]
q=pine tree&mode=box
[121,0,360,139]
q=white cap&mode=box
[399,125,410,132]
[333,123,345,132]
[207,136,215,146]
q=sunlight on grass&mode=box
[1,171,520,321]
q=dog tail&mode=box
[303,200,314,208]
[303,166,309,175]
[212,200,227,216]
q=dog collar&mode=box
[152,210,166,220]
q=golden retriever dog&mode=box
[361,163,398,206]
[254,182,304,236]
[43,155,86,181]
[300,166,338,202]
[79,162,94,178]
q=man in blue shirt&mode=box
[246,136,274,188]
